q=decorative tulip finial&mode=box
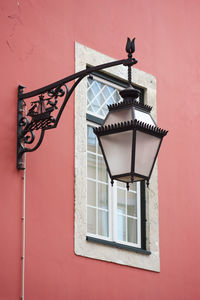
[126,37,135,54]
[125,37,136,85]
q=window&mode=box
[75,42,160,272]
[86,75,142,249]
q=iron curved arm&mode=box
[51,75,85,129]
[19,57,136,100]
[17,39,138,169]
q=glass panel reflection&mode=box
[96,92,104,107]
[117,189,126,214]
[127,192,137,217]
[114,90,121,103]
[87,179,96,206]
[87,207,96,234]
[117,181,126,188]
[127,218,137,244]
[98,144,102,155]
[87,126,96,153]
[98,156,107,182]
[98,210,109,237]
[129,182,137,192]
[117,215,126,241]
[98,183,108,209]
[87,88,95,105]
[87,153,96,179]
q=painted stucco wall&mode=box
[0,0,200,299]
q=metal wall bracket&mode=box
[17,38,138,169]
[17,85,26,169]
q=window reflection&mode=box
[87,126,96,153]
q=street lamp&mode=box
[94,38,168,189]
[17,38,168,188]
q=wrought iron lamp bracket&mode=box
[17,40,138,169]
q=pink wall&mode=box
[1,0,200,299]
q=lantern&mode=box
[93,86,168,188]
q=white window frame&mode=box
[86,74,142,248]
[74,42,160,272]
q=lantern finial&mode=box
[126,37,137,86]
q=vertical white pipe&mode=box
[21,154,26,300]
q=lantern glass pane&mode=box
[104,108,132,126]
[134,108,155,126]
[100,130,132,176]
[135,131,161,177]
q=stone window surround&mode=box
[74,42,160,272]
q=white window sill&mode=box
[86,236,151,255]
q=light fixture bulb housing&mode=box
[94,86,168,186]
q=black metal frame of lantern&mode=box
[93,42,168,189]
[17,37,168,189]
[94,111,167,190]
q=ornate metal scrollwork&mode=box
[17,38,137,169]
[25,84,68,131]
[17,84,69,169]
[18,117,35,144]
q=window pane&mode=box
[96,92,105,107]
[127,192,137,217]
[129,182,137,192]
[87,153,96,179]
[102,85,110,98]
[87,88,95,106]
[117,181,126,188]
[98,144,102,155]
[93,81,101,93]
[87,179,96,206]
[113,90,121,103]
[127,217,137,244]
[98,210,109,237]
[98,183,108,209]
[92,98,101,113]
[117,215,126,241]
[87,78,122,118]
[87,207,96,234]
[87,126,96,153]
[102,106,108,116]
[117,189,126,214]
[98,156,107,182]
